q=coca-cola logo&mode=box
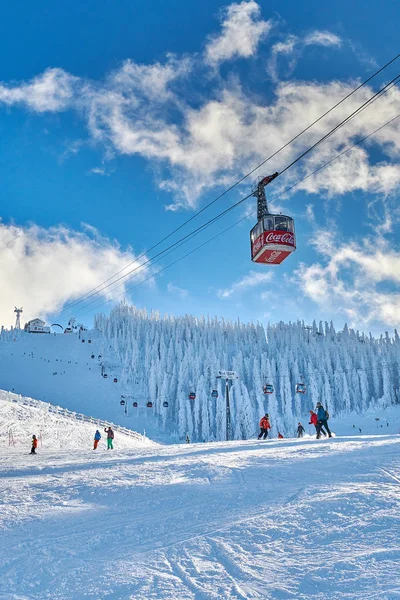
[265,232,295,245]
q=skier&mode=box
[104,426,114,450]
[30,435,38,454]
[297,422,305,438]
[258,414,271,440]
[93,430,101,450]
[316,402,332,439]
[277,432,284,439]
[309,410,326,437]
[186,435,190,444]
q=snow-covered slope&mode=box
[0,330,172,442]
[0,390,155,451]
[1,434,399,599]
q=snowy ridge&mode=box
[0,390,155,451]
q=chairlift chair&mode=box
[263,383,274,394]
[295,375,307,394]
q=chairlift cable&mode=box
[70,109,400,318]
[56,53,400,315]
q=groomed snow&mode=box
[1,432,399,599]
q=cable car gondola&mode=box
[103,374,108,379]
[147,401,153,408]
[113,378,118,383]
[163,401,169,408]
[263,383,274,395]
[250,173,296,265]
[120,399,125,406]
[88,340,92,344]
[132,402,138,408]
[91,354,95,359]
[295,375,307,394]
[211,390,218,399]
[188,392,196,401]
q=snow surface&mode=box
[1,431,399,599]
[0,391,155,452]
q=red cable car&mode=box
[250,173,296,265]
[189,392,196,401]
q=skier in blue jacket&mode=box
[316,402,332,439]
[93,429,101,450]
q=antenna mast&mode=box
[14,307,23,330]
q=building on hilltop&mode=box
[24,318,51,334]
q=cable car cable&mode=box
[55,53,400,315]
[70,110,400,318]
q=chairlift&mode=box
[189,392,196,401]
[211,390,218,399]
[113,378,118,383]
[147,401,153,408]
[163,401,169,408]
[295,375,307,394]
[263,383,274,394]
[132,402,138,408]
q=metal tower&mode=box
[14,307,23,330]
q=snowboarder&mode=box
[258,414,271,439]
[104,427,114,450]
[316,402,332,439]
[297,422,305,438]
[309,410,326,437]
[277,432,284,439]
[93,430,101,450]
[186,435,190,444]
[30,435,38,454]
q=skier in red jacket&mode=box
[309,410,326,437]
[258,414,271,439]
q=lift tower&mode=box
[14,307,23,330]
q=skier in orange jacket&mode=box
[258,414,271,439]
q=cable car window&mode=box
[286,219,294,233]
[274,216,288,231]
[263,217,274,231]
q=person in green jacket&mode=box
[104,427,114,449]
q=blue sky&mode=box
[0,0,399,334]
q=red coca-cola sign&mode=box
[265,231,295,246]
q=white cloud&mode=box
[0,221,149,327]
[0,68,76,112]
[217,270,273,298]
[294,225,400,329]
[167,282,189,298]
[304,31,342,47]
[205,0,272,66]
[0,10,398,212]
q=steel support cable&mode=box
[57,54,400,314]
[72,111,400,319]
[64,76,400,318]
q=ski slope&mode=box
[1,433,399,599]
[0,390,155,452]
[0,331,173,442]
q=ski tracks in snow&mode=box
[1,436,400,599]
